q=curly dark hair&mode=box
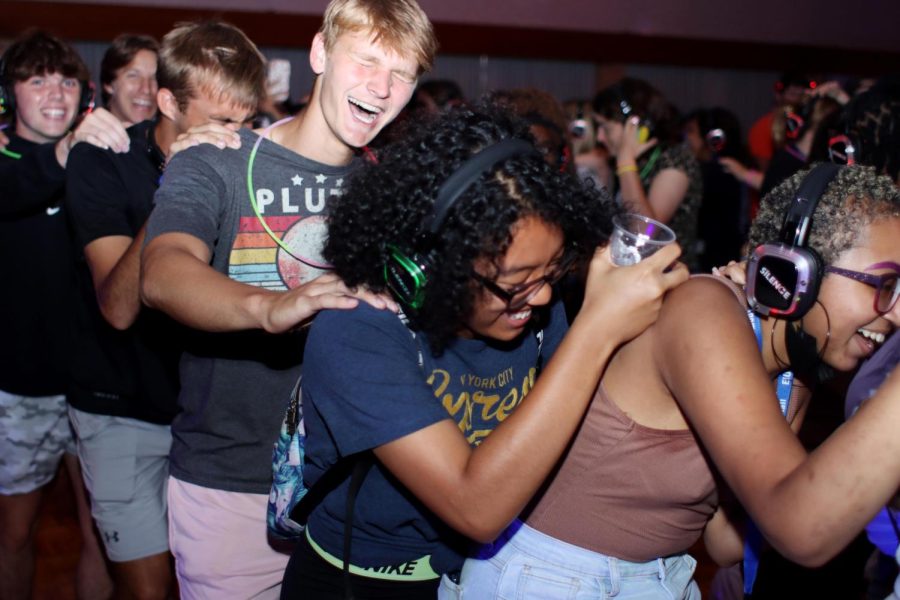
[748,164,900,266]
[324,103,619,352]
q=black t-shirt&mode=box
[0,134,74,396]
[65,120,180,423]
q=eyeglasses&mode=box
[474,254,577,311]
[825,263,900,314]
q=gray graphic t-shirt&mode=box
[145,128,358,493]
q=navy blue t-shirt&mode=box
[303,299,568,574]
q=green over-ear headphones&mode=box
[384,138,540,310]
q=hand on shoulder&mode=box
[577,242,688,346]
[167,123,242,163]
[56,108,130,167]
[259,273,398,333]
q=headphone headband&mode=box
[425,138,539,236]
[745,162,842,320]
[778,162,840,246]
[385,137,540,311]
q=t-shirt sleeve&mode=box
[144,145,231,252]
[66,144,134,249]
[304,305,450,458]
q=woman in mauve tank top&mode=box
[457,164,900,599]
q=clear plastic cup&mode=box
[609,213,676,266]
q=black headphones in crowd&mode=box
[827,132,857,166]
[613,90,652,144]
[569,101,590,139]
[0,53,95,117]
[745,162,841,320]
[384,138,541,309]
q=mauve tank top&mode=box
[526,384,719,562]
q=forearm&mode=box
[703,506,745,567]
[752,371,900,565]
[54,132,74,168]
[616,168,656,219]
[455,323,618,539]
[141,241,276,332]
[96,228,147,330]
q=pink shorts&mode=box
[167,477,291,599]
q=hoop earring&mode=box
[771,319,790,370]
[783,299,836,384]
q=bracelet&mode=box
[616,163,638,175]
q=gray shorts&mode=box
[0,390,75,495]
[69,407,172,562]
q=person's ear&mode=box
[156,88,180,121]
[310,33,327,76]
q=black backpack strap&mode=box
[342,454,375,599]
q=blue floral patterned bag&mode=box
[267,375,308,539]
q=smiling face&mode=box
[13,72,81,143]
[804,218,900,371]
[308,29,418,159]
[462,216,565,342]
[105,49,158,126]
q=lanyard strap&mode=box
[246,117,334,270]
[744,310,794,596]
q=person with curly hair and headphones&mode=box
[461,162,900,599]
[280,103,687,599]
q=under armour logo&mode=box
[104,531,120,543]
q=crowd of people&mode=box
[2,1,900,599]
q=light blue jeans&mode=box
[445,520,701,599]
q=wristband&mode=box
[616,163,638,175]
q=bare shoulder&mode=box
[659,275,745,323]
[652,276,754,378]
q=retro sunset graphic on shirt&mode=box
[229,173,344,290]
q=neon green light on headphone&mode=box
[385,244,427,310]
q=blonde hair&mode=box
[319,0,437,74]
[158,20,266,112]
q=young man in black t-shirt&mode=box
[65,21,255,599]
[0,29,129,600]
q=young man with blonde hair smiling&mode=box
[141,2,436,597]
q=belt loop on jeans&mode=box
[656,557,666,581]
[608,555,620,596]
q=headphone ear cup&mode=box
[785,110,804,140]
[0,85,11,116]
[793,246,823,319]
[746,243,823,321]
[0,63,13,116]
[384,244,430,310]
[80,80,96,115]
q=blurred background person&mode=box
[594,77,703,271]
[100,33,158,127]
